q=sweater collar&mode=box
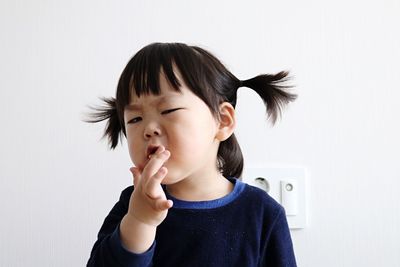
[162,177,245,209]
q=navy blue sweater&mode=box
[87,177,297,267]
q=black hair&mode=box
[83,42,297,179]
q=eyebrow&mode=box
[125,95,180,111]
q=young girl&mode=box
[85,42,297,267]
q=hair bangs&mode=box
[122,44,186,107]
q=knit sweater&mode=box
[87,177,297,267]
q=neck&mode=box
[165,172,234,201]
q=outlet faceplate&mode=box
[241,167,307,229]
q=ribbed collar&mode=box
[162,177,245,209]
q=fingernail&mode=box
[156,146,165,155]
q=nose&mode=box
[144,121,162,139]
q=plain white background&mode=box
[1,0,399,266]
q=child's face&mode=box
[123,70,221,185]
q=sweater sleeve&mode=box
[86,186,155,267]
[262,207,297,267]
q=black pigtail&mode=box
[241,71,297,124]
[82,97,124,150]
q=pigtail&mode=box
[217,134,244,179]
[82,96,124,150]
[240,71,297,124]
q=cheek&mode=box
[128,148,136,164]
[169,126,208,162]
[127,131,142,165]
[127,143,137,165]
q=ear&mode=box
[215,102,236,142]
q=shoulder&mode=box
[107,185,134,214]
[119,185,134,203]
[120,185,134,197]
[238,180,284,221]
[239,179,281,207]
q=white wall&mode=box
[1,0,399,266]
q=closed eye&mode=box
[127,117,141,124]
[161,108,181,115]
[127,108,181,124]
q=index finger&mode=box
[145,166,168,199]
[141,149,170,185]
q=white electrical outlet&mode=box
[242,167,308,229]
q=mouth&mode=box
[146,145,160,159]
[138,145,165,171]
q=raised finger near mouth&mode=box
[137,146,167,171]
[142,150,171,183]
[149,145,165,159]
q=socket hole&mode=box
[255,177,270,193]
[285,183,294,191]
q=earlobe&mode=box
[215,102,236,141]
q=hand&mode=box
[127,145,173,227]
